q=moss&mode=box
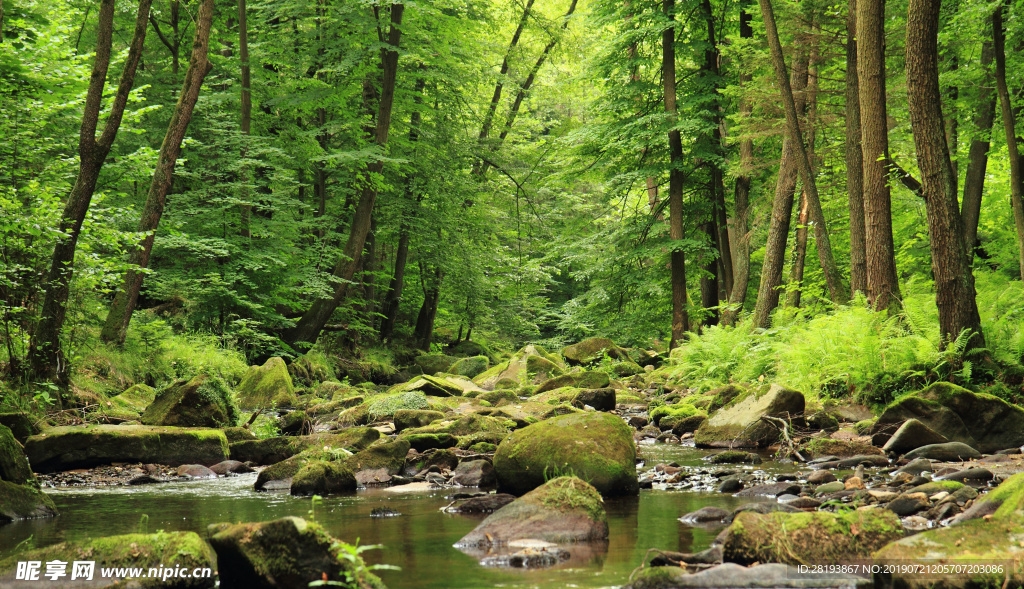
[617,394,644,405]
[457,431,506,449]
[627,566,688,589]
[907,480,965,495]
[290,460,356,495]
[478,389,518,406]
[141,375,238,428]
[533,476,607,523]
[562,338,622,365]
[802,438,883,458]
[403,413,510,437]
[469,442,497,453]
[525,355,563,378]
[854,417,877,435]
[346,439,411,474]
[0,424,34,485]
[111,383,156,412]
[393,409,445,431]
[0,413,39,444]
[237,357,296,409]
[401,433,457,451]
[649,402,703,426]
[367,391,430,420]
[451,355,490,378]
[414,353,456,375]
[0,480,58,521]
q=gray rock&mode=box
[905,442,981,462]
[882,418,949,455]
[893,458,933,476]
[718,478,744,493]
[694,385,805,448]
[626,562,870,588]
[480,546,570,568]
[451,460,496,487]
[176,464,216,478]
[806,470,836,484]
[210,460,254,475]
[680,506,730,524]
[734,483,802,498]
[934,467,993,483]
[886,494,929,516]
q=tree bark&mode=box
[787,192,810,307]
[906,0,984,348]
[664,0,690,348]
[992,2,1024,281]
[846,0,867,295]
[758,0,847,305]
[100,0,215,345]
[859,0,901,309]
[29,0,153,383]
[960,41,995,256]
[788,27,820,308]
[281,4,404,349]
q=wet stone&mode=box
[734,483,801,498]
[679,506,730,524]
[806,470,836,484]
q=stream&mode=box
[0,445,796,588]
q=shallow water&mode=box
[1,445,788,589]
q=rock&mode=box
[128,474,163,485]
[886,494,930,516]
[872,382,1024,453]
[894,458,934,476]
[707,450,761,465]
[393,409,445,432]
[0,412,39,444]
[934,467,993,484]
[480,545,570,568]
[453,493,516,513]
[807,470,837,484]
[628,416,649,429]
[845,477,865,490]
[578,371,612,389]
[726,503,801,522]
[276,410,310,435]
[734,483,801,497]
[230,429,379,465]
[718,478,744,493]
[882,418,950,455]
[680,506,730,524]
[626,562,871,588]
[176,464,216,478]
[402,375,463,397]
[355,468,392,486]
[414,353,456,375]
[805,439,884,458]
[721,509,903,566]
[210,460,254,475]
[904,442,981,462]
[290,460,356,495]
[208,517,385,589]
[0,480,58,521]
[815,454,891,469]
[455,476,608,547]
[0,531,215,587]
[347,440,411,475]
[402,433,457,451]
[24,424,228,472]
[669,415,708,436]
[0,424,34,486]
[451,460,496,487]
[450,355,490,378]
[574,388,616,411]
[561,337,624,365]
[907,481,965,496]
[493,411,638,497]
[694,384,805,448]
[237,357,297,409]
[951,472,1024,523]
[141,375,236,428]
[783,496,823,509]
[815,481,847,495]
[222,427,257,443]
[474,345,565,389]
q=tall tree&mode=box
[100,0,216,345]
[282,3,405,349]
[28,0,153,384]
[664,0,690,347]
[846,0,867,294]
[238,0,253,238]
[858,0,901,309]
[905,0,984,347]
[992,1,1024,281]
[960,40,995,256]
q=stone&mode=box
[882,418,950,455]
[718,478,744,493]
[807,470,836,484]
[934,467,993,484]
[414,353,456,375]
[694,384,805,448]
[347,440,411,475]
[707,450,761,465]
[815,481,847,495]
[276,410,310,435]
[237,357,296,409]
[734,483,801,498]
[176,464,216,478]
[578,371,612,389]
[453,493,516,513]
[493,411,638,497]
[0,424,34,485]
[886,494,930,516]
[726,503,801,522]
[784,496,823,509]
[626,562,871,588]
[290,460,356,496]
[679,506,730,524]
[450,355,490,378]
[474,345,565,390]
[0,412,39,444]
[894,458,934,476]
[455,476,608,547]
[0,480,58,522]
[451,460,496,487]
[208,517,385,589]
[574,388,616,411]
[951,472,1024,523]
[561,337,624,365]
[393,409,445,432]
[24,424,228,472]
[904,442,981,462]
[141,375,236,428]
[479,545,570,568]
[872,382,1024,453]
[721,509,903,566]
[231,429,379,465]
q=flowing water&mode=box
[0,445,793,588]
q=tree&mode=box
[28,0,152,384]
[101,0,216,345]
[991,1,1024,281]
[905,0,984,347]
[664,0,690,348]
[846,0,866,294]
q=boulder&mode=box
[210,460,253,475]
[574,388,616,411]
[141,375,237,429]
[626,563,871,589]
[223,427,257,443]
[493,412,638,497]
[237,357,296,409]
[951,472,1024,523]
[0,412,39,444]
[474,345,565,390]
[347,440,411,475]
[402,375,462,397]
[451,356,489,378]
[0,424,33,485]
[694,385,805,448]
[451,460,496,487]
[230,430,382,465]
[455,476,608,547]
[452,493,516,513]
[414,353,456,375]
[176,464,216,478]
[0,481,58,522]
[679,506,730,524]
[881,418,949,455]
[871,382,1024,453]
[721,509,903,565]
[207,517,385,589]
[0,531,214,588]
[24,425,229,472]
[904,442,981,462]
[393,409,445,432]
[561,338,624,365]
[289,460,356,496]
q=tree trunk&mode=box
[992,2,1024,281]
[859,0,901,309]
[281,5,404,350]
[758,0,847,305]
[787,29,820,309]
[846,0,867,294]
[787,192,810,307]
[960,41,995,256]
[413,267,442,351]
[906,0,985,348]
[664,0,690,348]
[29,0,153,383]
[476,0,534,147]
[238,0,252,238]
[100,0,215,345]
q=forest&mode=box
[2,0,1024,587]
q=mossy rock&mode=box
[694,384,805,448]
[402,433,458,451]
[493,411,638,497]
[802,438,885,459]
[474,345,565,389]
[207,517,385,589]
[534,373,579,394]
[367,391,431,420]
[574,388,617,411]
[231,429,380,465]
[707,384,747,412]
[478,389,518,406]
[421,448,459,471]
[562,337,624,366]
[237,357,297,409]
[0,413,38,445]
[872,382,1024,453]
[451,355,490,378]
[276,410,310,435]
[337,403,370,426]
[315,380,346,399]
[449,339,495,360]
[24,425,228,472]
[577,371,611,389]
[404,413,511,438]
[222,427,257,443]
[1,531,213,588]
[287,353,333,386]
[457,431,507,450]
[469,442,497,453]
[142,375,237,429]
[650,402,705,427]
[0,424,34,485]
[414,353,456,375]
[665,414,707,435]
[306,396,365,418]
[722,509,903,565]
[289,460,356,496]
[532,386,582,406]
[347,440,411,475]
[609,360,644,376]
[0,481,58,521]
[393,409,445,432]
[456,476,608,547]
[109,383,157,412]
